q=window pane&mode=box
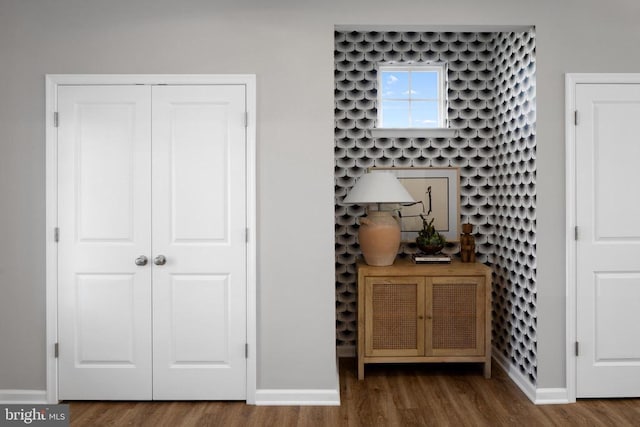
[411,71,439,99]
[381,100,410,127]
[411,101,440,127]
[381,71,409,100]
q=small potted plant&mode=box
[416,214,446,254]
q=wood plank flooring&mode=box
[68,358,640,426]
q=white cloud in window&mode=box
[404,90,417,95]
[386,75,399,85]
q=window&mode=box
[378,64,447,129]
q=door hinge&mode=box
[574,110,578,126]
[54,227,60,243]
[54,343,59,358]
[574,226,578,241]
[243,112,248,128]
[245,343,248,358]
[54,112,59,128]
[245,227,249,243]
[575,341,579,357]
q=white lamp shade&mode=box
[343,172,415,204]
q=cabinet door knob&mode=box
[154,255,167,266]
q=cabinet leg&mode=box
[358,360,364,380]
[484,359,491,379]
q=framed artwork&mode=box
[372,167,461,242]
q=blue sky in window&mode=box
[411,101,439,127]
[381,71,409,99]
[412,72,438,99]
[381,100,410,127]
[381,70,438,99]
[381,100,439,127]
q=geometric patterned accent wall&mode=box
[489,29,537,383]
[334,29,537,384]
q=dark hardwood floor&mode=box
[68,358,640,426]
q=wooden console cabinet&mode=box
[357,259,492,380]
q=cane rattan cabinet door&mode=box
[364,276,425,357]
[356,260,492,380]
[426,276,485,357]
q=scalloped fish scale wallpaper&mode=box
[334,29,537,383]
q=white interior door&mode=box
[576,83,640,397]
[151,85,247,400]
[57,83,247,401]
[57,85,153,400]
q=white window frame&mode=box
[372,63,455,138]
[378,63,447,128]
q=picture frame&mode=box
[371,167,461,242]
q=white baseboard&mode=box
[255,354,341,406]
[0,387,340,406]
[492,348,569,405]
[535,388,570,405]
[492,348,537,403]
[254,388,340,406]
[0,390,48,404]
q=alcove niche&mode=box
[334,26,537,384]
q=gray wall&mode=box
[1,0,640,392]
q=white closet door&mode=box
[151,85,247,400]
[576,83,640,397]
[57,85,153,400]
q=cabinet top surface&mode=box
[357,258,492,276]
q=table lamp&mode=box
[343,172,415,266]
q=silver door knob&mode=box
[135,255,148,266]
[154,255,167,266]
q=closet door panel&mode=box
[57,85,153,400]
[151,85,247,400]
[169,102,229,242]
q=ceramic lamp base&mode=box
[358,211,401,266]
